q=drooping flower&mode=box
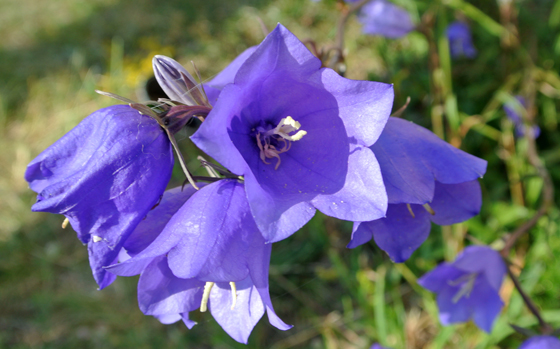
[358,0,415,38]
[348,117,487,262]
[107,180,291,343]
[503,96,541,138]
[418,246,506,333]
[519,336,560,349]
[25,105,174,288]
[191,24,394,243]
[446,21,477,59]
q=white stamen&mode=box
[200,282,215,312]
[229,282,237,310]
[406,204,415,218]
[449,273,478,303]
[274,116,307,141]
[92,235,102,243]
[423,203,435,215]
[62,218,69,229]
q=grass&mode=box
[1,0,560,348]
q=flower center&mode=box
[254,116,307,170]
[448,272,478,303]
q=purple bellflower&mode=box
[504,96,541,138]
[358,0,415,38]
[25,105,174,288]
[191,24,394,243]
[519,336,560,349]
[418,246,506,333]
[446,21,477,59]
[106,180,291,343]
[348,117,487,262]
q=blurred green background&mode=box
[1,0,560,348]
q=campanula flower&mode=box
[358,0,414,38]
[504,96,541,138]
[191,24,394,243]
[446,21,477,59]
[418,246,506,332]
[519,336,560,349]
[107,180,291,343]
[348,117,486,262]
[25,105,174,288]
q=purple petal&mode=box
[319,68,394,146]
[429,180,482,226]
[204,47,258,106]
[244,171,316,242]
[371,117,487,205]
[353,203,432,262]
[312,145,387,222]
[520,336,560,349]
[209,278,265,344]
[153,313,182,325]
[182,313,197,329]
[358,0,415,38]
[451,246,506,291]
[417,264,464,293]
[470,275,504,332]
[167,180,254,281]
[25,105,173,288]
[138,256,204,316]
[123,185,200,257]
[447,21,477,59]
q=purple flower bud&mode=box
[358,0,415,38]
[447,21,477,59]
[418,246,506,333]
[25,105,174,288]
[519,336,560,349]
[191,24,394,243]
[153,55,209,106]
[348,117,486,262]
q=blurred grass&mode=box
[1,0,560,348]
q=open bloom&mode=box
[25,105,174,288]
[358,0,414,38]
[519,336,560,349]
[349,117,487,262]
[107,180,290,343]
[418,246,506,332]
[446,21,477,59]
[191,24,394,242]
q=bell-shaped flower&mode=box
[504,96,540,138]
[358,0,415,38]
[25,105,174,288]
[418,246,506,333]
[519,336,560,349]
[446,21,477,59]
[106,179,291,343]
[191,24,394,243]
[348,117,487,262]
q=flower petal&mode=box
[451,246,506,291]
[352,203,431,262]
[358,0,415,38]
[312,145,387,222]
[429,181,482,226]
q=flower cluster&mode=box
[26,23,488,343]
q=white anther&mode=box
[62,218,69,229]
[200,282,215,312]
[423,203,435,215]
[229,282,237,310]
[274,116,307,141]
[92,235,102,243]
